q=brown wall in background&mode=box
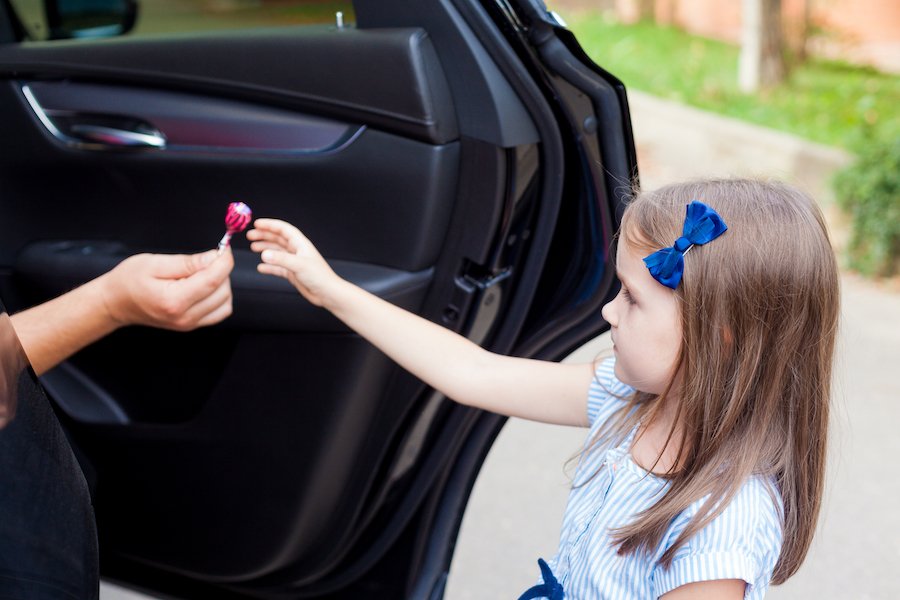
[608,0,900,73]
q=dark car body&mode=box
[0,0,636,597]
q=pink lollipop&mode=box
[217,201,252,252]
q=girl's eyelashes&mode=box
[621,287,636,305]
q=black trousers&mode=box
[0,368,99,599]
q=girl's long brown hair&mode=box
[593,179,839,584]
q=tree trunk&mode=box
[636,0,655,21]
[657,0,677,26]
[617,0,655,23]
[739,0,787,92]
[793,0,811,63]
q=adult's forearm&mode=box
[10,274,120,376]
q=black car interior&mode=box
[0,0,634,597]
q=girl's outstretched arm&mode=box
[248,218,594,427]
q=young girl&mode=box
[247,178,839,599]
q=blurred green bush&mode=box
[833,129,900,277]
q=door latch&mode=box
[443,263,512,345]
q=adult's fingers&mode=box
[173,279,233,330]
[150,249,220,280]
[172,248,233,300]
[194,299,234,328]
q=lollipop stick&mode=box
[217,232,233,254]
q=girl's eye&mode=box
[621,288,635,305]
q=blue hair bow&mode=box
[642,201,727,289]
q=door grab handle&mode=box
[21,84,167,150]
[69,124,167,148]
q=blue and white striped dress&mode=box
[539,358,784,599]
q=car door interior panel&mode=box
[0,88,462,272]
[0,0,636,597]
[0,15,513,595]
[0,27,460,144]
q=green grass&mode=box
[566,13,900,149]
[134,0,355,34]
[13,0,355,40]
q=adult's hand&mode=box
[11,248,234,376]
[101,249,234,331]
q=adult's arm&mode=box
[11,249,234,376]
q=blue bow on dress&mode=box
[642,201,727,289]
[517,558,565,600]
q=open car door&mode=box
[0,0,637,597]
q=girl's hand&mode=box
[248,218,341,307]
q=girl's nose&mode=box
[601,297,617,327]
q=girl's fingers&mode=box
[256,219,315,255]
[254,228,330,305]
[248,222,294,246]
[253,218,300,237]
[259,248,304,271]
[257,262,291,280]
[249,229,314,257]
[252,220,302,247]
[250,241,287,253]
[247,229,291,250]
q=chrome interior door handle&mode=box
[69,124,167,148]
[21,84,167,150]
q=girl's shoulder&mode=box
[586,357,634,427]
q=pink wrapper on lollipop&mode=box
[218,201,252,253]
